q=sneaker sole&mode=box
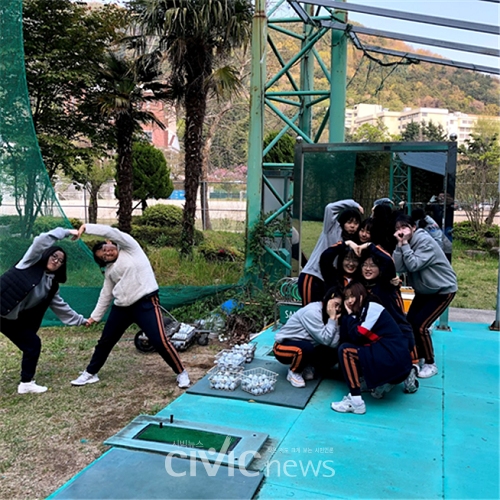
[71,378,99,386]
[330,403,366,414]
[286,373,305,388]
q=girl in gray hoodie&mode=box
[392,215,457,379]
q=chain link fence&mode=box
[53,180,247,232]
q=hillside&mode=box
[267,24,499,116]
[344,33,499,115]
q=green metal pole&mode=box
[244,0,267,277]
[389,154,395,200]
[299,4,314,140]
[329,1,347,142]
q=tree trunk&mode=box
[485,199,499,226]
[88,186,98,223]
[181,56,208,257]
[116,115,134,233]
[201,100,234,230]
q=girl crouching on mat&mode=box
[273,287,343,388]
[331,282,413,415]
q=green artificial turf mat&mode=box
[134,424,240,453]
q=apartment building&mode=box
[345,103,499,145]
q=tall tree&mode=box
[133,0,253,256]
[457,122,500,231]
[132,140,174,211]
[71,156,116,223]
[92,53,166,232]
[401,120,447,142]
[23,0,127,179]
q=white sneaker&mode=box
[302,365,315,381]
[417,363,438,379]
[331,394,366,414]
[177,370,191,388]
[71,370,99,386]
[286,369,306,388]
[18,381,47,394]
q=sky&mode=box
[94,0,500,71]
[345,0,499,71]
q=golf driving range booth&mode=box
[288,138,458,328]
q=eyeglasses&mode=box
[344,258,358,265]
[362,262,377,269]
[50,254,65,265]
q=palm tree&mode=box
[94,52,165,232]
[133,0,253,256]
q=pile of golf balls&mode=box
[241,372,277,396]
[215,350,246,368]
[232,343,256,363]
[209,369,242,391]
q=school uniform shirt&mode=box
[84,224,159,322]
[341,301,412,389]
[363,244,415,349]
[393,229,457,295]
[275,301,340,348]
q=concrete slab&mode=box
[259,378,444,499]
[443,393,499,499]
[49,448,263,499]
[449,308,496,324]
[157,393,301,441]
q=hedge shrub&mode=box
[139,204,183,228]
[131,225,203,247]
[198,241,244,262]
[453,221,499,248]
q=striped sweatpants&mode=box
[406,292,456,364]
[87,293,184,376]
[338,344,362,396]
[273,340,315,373]
[298,273,325,306]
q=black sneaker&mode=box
[403,366,419,394]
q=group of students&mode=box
[0,224,191,394]
[274,198,458,415]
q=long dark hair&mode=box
[41,245,67,283]
[343,281,368,315]
[371,204,397,253]
[321,285,343,324]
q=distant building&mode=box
[345,103,499,145]
[141,96,180,155]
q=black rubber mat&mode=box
[186,357,321,409]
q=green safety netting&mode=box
[0,0,237,327]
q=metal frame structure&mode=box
[244,0,499,277]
